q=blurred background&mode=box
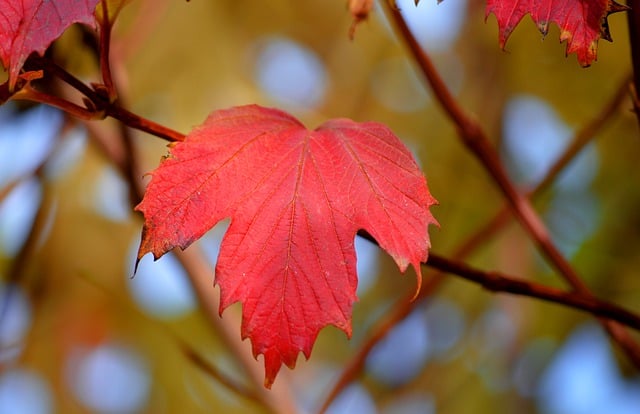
[1,0,639,412]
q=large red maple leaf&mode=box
[136,105,438,387]
[484,0,627,66]
[0,0,100,88]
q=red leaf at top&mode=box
[136,105,438,387]
[484,0,627,66]
[0,0,100,88]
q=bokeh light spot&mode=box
[0,284,32,362]
[0,369,52,414]
[367,309,430,386]
[254,36,328,108]
[66,342,151,414]
[127,237,196,319]
[0,178,42,256]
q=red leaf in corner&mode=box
[136,105,438,387]
[484,0,627,66]
[0,0,100,88]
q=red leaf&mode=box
[0,0,100,88]
[136,105,438,387]
[484,0,627,66]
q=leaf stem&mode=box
[105,104,186,142]
[13,86,101,120]
[98,0,117,102]
[29,55,98,99]
[21,56,186,142]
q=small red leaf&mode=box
[136,105,438,387]
[0,0,100,88]
[348,0,373,39]
[485,0,627,66]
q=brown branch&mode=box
[21,56,185,142]
[627,0,640,126]
[8,29,289,408]
[425,253,640,330]
[318,243,640,413]
[363,230,640,332]
[459,74,631,255]
[384,3,583,291]
[383,1,640,368]
[318,65,632,414]
[431,252,640,372]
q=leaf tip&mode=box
[133,251,144,276]
[607,1,630,16]
[262,349,285,389]
[537,21,549,37]
[263,376,274,389]
[133,241,152,277]
[133,259,140,276]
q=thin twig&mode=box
[534,75,631,194]
[173,247,299,414]
[383,1,640,368]
[317,67,632,414]
[425,253,640,330]
[318,19,634,414]
[74,271,263,404]
[28,56,97,100]
[384,4,584,291]
[315,272,445,414]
